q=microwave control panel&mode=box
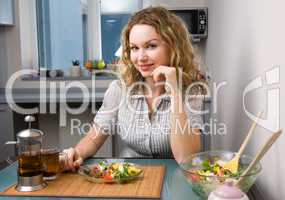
[198,9,207,35]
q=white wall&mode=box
[206,0,285,199]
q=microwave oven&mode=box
[170,8,208,42]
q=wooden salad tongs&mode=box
[223,111,263,173]
[236,129,282,186]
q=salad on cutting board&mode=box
[78,160,143,183]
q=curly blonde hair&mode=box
[120,6,199,92]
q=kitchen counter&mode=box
[0,76,116,103]
[0,87,107,103]
[0,158,202,200]
[0,77,212,104]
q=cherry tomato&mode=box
[103,174,113,181]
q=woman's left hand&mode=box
[151,66,178,94]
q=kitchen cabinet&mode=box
[0,104,15,161]
[0,0,14,25]
[0,31,7,88]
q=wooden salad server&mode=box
[236,129,282,186]
[223,111,263,173]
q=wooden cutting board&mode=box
[1,165,165,199]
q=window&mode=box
[100,0,142,63]
[36,0,87,69]
[101,14,130,63]
[35,0,141,71]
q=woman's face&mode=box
[129,24,170,78]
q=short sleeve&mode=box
[93,80,123,134]
[184,96,204,130]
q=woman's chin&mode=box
[139,70,152,77]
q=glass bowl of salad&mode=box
[179,150,262,198]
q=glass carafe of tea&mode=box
[6,115,47,192]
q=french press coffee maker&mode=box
[6,115,47,192]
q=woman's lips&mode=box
[139,64,153,71]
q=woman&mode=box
[65,6,204,171]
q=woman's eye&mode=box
[130,46,139,51]
[146,44,157,49]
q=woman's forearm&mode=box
[170,92,201,163]
[75,128,109,159]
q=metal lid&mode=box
[17,129,44,139]
[17,116,44,139]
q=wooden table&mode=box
[0,158,202,200]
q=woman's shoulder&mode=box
[107,79,124,91]
[104,79,127,100]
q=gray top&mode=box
[94,80,203,158]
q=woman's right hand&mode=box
[63,147,84,172]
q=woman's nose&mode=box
[138,49,148,61]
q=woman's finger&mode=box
[66,148,75,171]
[74,157,83,168]
[152,67,166,82]
[152,66,176,81]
